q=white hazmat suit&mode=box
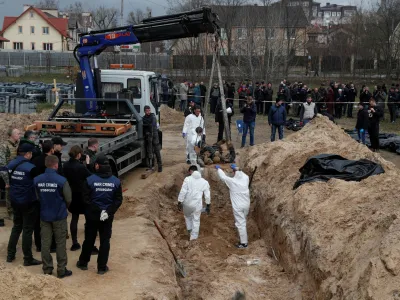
[217,169,250,245]
[178,171,211,240]
[182,113,205,160]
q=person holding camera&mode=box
[63,145,97,252]
[240,96,257,147]
[368,98,384,152]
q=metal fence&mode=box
[0,95,37,114]
[0,50,170,70]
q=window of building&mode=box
[31,42,35,50]
[266,28,275,39]
[344,10,354,17]
[303,1,309,6]
[43,27,49,34]
[286,28,296,39]
[13,42,23,50]
[31,26,35,34]
[325,11,331,16]
[30,11,34,18]
[18,26,22,34]
[332,12,337,16]
[338,12,342,17]
[127,78,142,99]
[43,43,53,51]
[237,28,247,39]
[309,36,317,42]
[319,12,323,17]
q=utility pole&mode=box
[119,0,123,65]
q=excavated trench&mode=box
[137,165,304,300]
[121,116,400,300]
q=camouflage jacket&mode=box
[0,140,18,185]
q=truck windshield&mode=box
[127,78,142,99]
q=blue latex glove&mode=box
[230,163,237,170]
[360,128,364,133]
[182,133,186,138]
[215,165,221,170]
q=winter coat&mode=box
[356,108,369,130]
[179,83,188,100]
[63,158,92,215]
[240,102,257,123]
[215,101,234,124]
[178,171,210,217]
[142,113,159,144]
[268,104,287,126]
[368,105,383,129]
[193,86,202,105]
[83,164,123,221]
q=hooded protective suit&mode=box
[178,171,210,240]
[182,113,205,159]
[217,169,250,244]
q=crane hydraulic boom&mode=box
[73,7,219,112]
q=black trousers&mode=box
[369,125,380,150]
[335,103,343,119]
[256,100,263,114]
[264,101,271,115]
[79,216,113,270]
[389,105,398,122]
[8,203,38,261]
[347,102,354,117]
[210,97,218,114]
[217,121,231,142]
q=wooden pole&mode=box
[204,51,216,121]
[216,53,231,143]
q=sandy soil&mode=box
[0,106,399,299]
[240,116,400,299]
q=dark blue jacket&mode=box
[34,168,68,222]
[240,102,257,123]
[83,167,123,220]
[7,156,38,208]
[268,104,287,126]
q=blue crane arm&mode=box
[73,7,219,112]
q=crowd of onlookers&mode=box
[177,78,398,151]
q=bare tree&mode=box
[92,6,118,30]
[35,0,59,9]
[126,7,151,25]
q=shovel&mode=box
[153,220,187,278]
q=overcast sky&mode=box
[0,0,363,29]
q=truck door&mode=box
[127,77,143,115]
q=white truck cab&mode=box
[100,69,160,117]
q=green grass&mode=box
[0,73,72,84]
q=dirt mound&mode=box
[160,104,185,125]
[240,115,400,299]
[0,111,50,140]
[0,264,80,300]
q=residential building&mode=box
[171,4,309,58]
[283,0,357,25]
[59,11,94,50]
[0,5,69,51]
[312,3,357,25]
